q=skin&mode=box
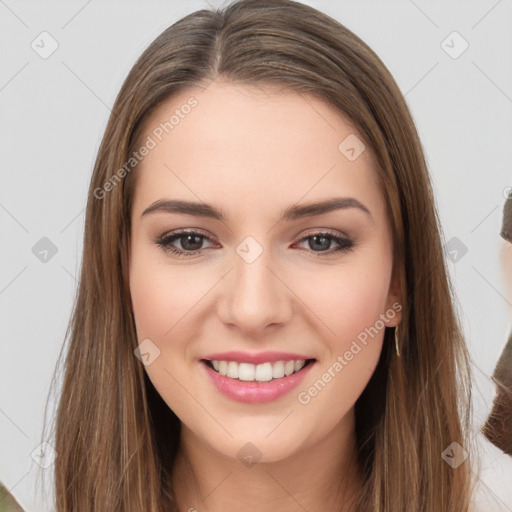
[129,79,402,512]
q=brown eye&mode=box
[295,232,355,255]
[155,230,215,258]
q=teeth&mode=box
[238,363,255,381]
[272,361,285,379]
[208,359,309,382]
[255,362,272,382]
[284,360,295,376]
[227,361,238,379]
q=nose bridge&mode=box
[217,235,292,332]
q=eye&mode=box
[155,229,216,258]
[293,231,355,256]
[154,229,355,258]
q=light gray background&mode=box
[1,0,511,510]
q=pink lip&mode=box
[201,351,314,365]
[200,359,316,403]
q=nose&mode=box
[216,245,294,336]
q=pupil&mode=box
[183,235,202,250]
[310,235,329,251]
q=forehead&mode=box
[131,80,386,223]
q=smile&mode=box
[205,359,313,382]
[200,353,316,403]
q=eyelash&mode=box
[154,229,355,258]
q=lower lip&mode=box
[200,360,315,403]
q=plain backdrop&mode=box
[1,0,511,510]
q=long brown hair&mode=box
[42,1,475,510]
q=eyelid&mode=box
[156,227,215,241]
[298,227,350,239]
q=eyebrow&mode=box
[141,197,373,222]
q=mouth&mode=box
[201,358,316,382]
[200,357,317,403]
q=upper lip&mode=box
[201,351,315,365]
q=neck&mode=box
[170,408,363,512]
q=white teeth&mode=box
[238,363,255,381]
[208,359,310,382]
[219,360,228,376]
[227,361,238,379]
[255,362,273,382]
[284,361,295,376]
[272,361,285,379]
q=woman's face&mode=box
[129,80,402,463]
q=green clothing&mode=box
[0,482,25,512]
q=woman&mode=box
[43,0,476,510]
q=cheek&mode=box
[297,261,392,350]
[129,247,206,341]
[129,254,203,413]
[310,271,387,384]
[130,272,180,339]
[294,267,390,426]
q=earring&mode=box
[394,325,401,357]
